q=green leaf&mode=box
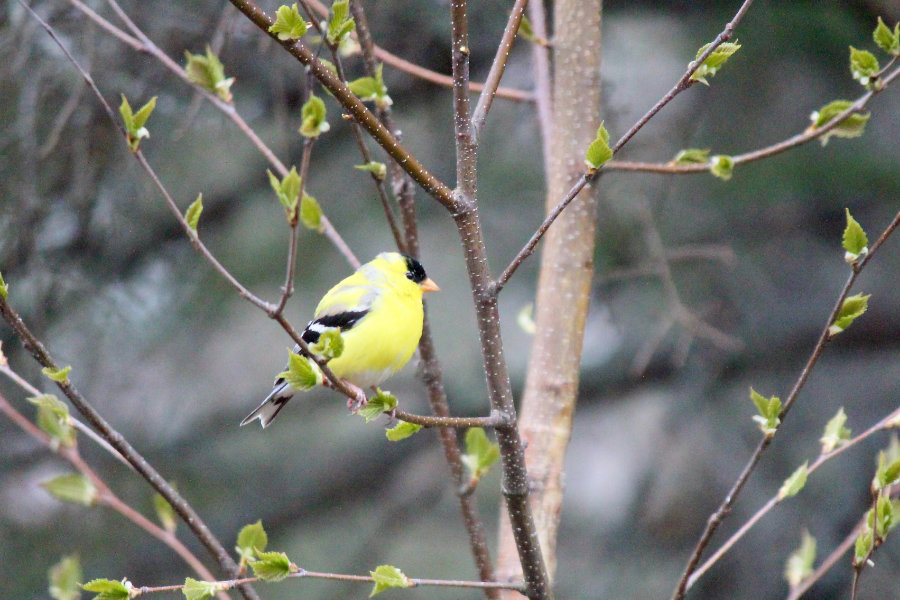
[671,148,710,165]
[184,46,235,103]
[299,94,330,138]
[784,530,816,588]
[385,421,421,441]
[29,394,76,448]
[236,520,269,563]
[808,100,870,146]
[49,555,83,600]
[268,167,302,224]
[517,14,536,42]
[709,155,734,181]
[369,565,413,597]
[869,493,895,537]
[517,303,536,335]
[43,365,72,383]
[299,193,324,232]
[153,490,177,534]
[873,17,900,55]
[354,162,387,180]
[250,550,296,582]
[750,387,781,437]
[777,462,808,500]
[326,0,356,46]
[873,450,900,491]
[43,473,97,506]
[269,4,310,41]
[854,526,874,565]
[584,121,613,170]
[461,427,500,480]
[829,293,870,337]
[358,389,397,423]
[690,41,741,85]
[278,350,323,392]
[348,64,392,108]
[820,407,851,454]
[119,95,156,152]
[81,579,131,600]
[842,208,869,264]
[185,194,204,232]
[849,46,880,86]
[182,578,221,600]
[310,327,343,359]
[0,269,8,299]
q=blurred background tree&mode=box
[1,1,899,599]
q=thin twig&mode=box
[495,0,757,292]
[393,409,505,429]
[670,208,900,600]
[525,0,553,181]
[688,407,900,588]
[470,0,529,137]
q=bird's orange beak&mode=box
[420,278,440,292]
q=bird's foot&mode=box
[344,381,368,413]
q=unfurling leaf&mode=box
[777,462,808,500]
[182,578,221,600]
[808,100,870,146]
[828,293,870,337]
[326,0,356,46]
[690,41,741,85]
[43,365,72,383]
[369,565,413,597]
[236,520,268,563]
[873,450,900,492]
[358,389,397,423]
[0,270,8,299]
[854,526,874,565]
[820,408,851,453]
[842,208,869,264]
[385,421,421,441]
[43,473,97,506]
[119,95,157,152]
[849,46,880,86]
[584,121,613,171]
[268,167,302,224]
[29,394,76,448]
[517,303,536,335]
[670,148,710,165]
[185,195,204,232]
[299,193,324,232]
[750,387,781,437]
[872,17,899,56]
[49,555,82,600]
[269,4,311,41]
[81,578,131,600]
[184,46,235,103]
[709,155,734,181]
[299,95,330,138]
[278,350,323,391]
[461,427,500,481]
[249,550,296,581]
[354,162,387,180]
[348,64,392,108]
[784,530,816,588]
[310,328,343,359]
[153,489,177,534]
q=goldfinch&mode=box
[242,252,439,427]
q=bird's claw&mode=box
[344,381,368,413]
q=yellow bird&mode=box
[242,252,439,427]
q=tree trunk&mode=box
[497,0,603,589]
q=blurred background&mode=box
[2,0,899,598]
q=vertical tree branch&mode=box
[496,0,603,588]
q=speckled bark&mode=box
[497,0,603,587]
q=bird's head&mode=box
[373,252,440,293]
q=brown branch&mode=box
[669,208,900,600]
[393,409,505,429]
[471,0,529,137]
[525,0,553,181]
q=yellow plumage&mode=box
[242,252,438,427]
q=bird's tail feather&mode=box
[240,381,293,428]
